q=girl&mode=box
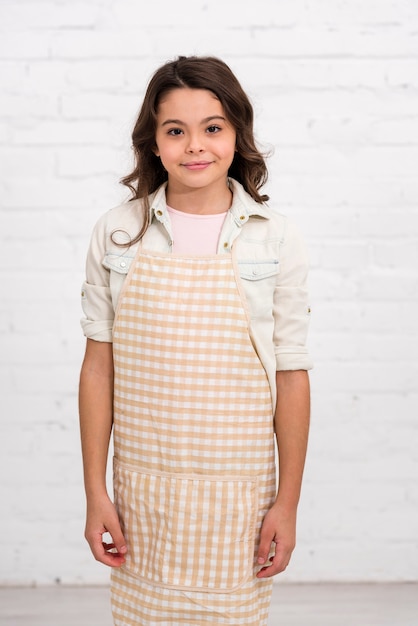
[79,55,312,626]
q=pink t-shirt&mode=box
[167,205,228,255]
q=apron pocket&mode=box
[113,458,258,593]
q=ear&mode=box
[153,145,160,157]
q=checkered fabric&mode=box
[111,250,276,625]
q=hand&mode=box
[85,495,127,568]
[256,503,296,578]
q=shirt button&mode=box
[239,215,245,221]
[156,210,163,216]
[223,242,228,248]
[120,260,126,268]
[252,268,259,275]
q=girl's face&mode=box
[154,88,236,196]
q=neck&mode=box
[165,181,232,215]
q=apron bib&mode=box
[111,248,276,624]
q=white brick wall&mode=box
[1,0,417,585]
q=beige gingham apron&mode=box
[110,247,276,625]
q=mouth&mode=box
[181,161,212,171]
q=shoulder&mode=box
[229,182,287,242]
[90,184,167,249]
[91,198,145,248]
[230,182,308,264]
[84,199,145,273]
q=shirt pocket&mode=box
[103,252,135,309]
[238,260,279,318]
[103,252,134,275]
[113,459,258,593]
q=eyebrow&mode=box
[161,115,226,127]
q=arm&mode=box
[79,338,127,567]
[256,369,310,577]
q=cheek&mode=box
[156,143,176,164]
[154,134,174,159]
[220,141,237,163]
[218,134,237,158]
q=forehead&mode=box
[157,88,222,113]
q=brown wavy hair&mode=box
[120,55,269,244]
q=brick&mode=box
[386,60,418,89]
[357,271,418,300]
[313,362,418,393]
[50,30,153,59]
[9,119,116,146]
[0,93,58,118]
[317,242,370,270]
[0,122,12,143]
[274,177,418,209]
[0,61,28,92]
[312,300,415,333]
[0,1,100,30]
[0,33,49,59]
[310,331,418,362]
[60,92,138,121]
[56,146,125,177]
[64,59,150,92]
[244,58,416,91]
[370,115,418,144]
[1,177,124,209]
[373,240,418,268]
[0,147,55,177]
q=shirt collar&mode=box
[228,178,270,224]
[149,178,270,224]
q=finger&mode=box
[257,529,275,565]
[105,523,127,557]
[88,531,127,567]
[92,541,126,567]
[256,543,290,578]
[102,541,127,559]
[97,550,127,567]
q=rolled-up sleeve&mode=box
[80,214,114,342]
[273,220,313,371]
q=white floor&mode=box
[0,583,417,625]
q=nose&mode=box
[186,133,204,153]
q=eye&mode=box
[167,128,183,136]
[206,125,221,133]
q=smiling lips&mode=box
[182,161,212,170]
